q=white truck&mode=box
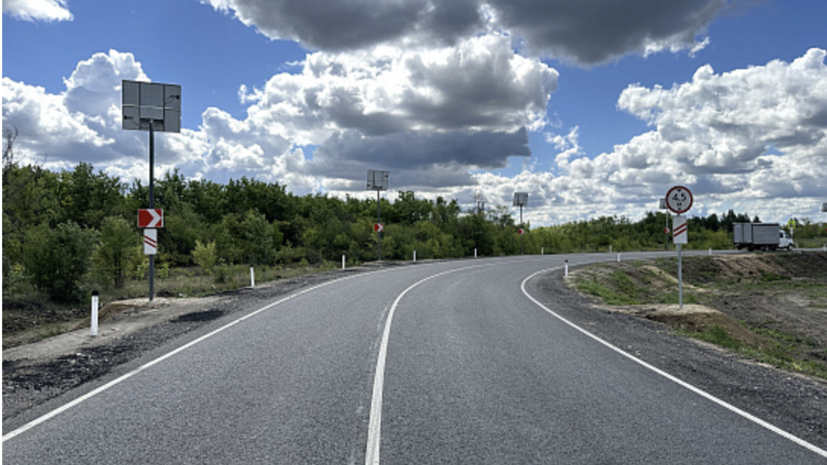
[733,222,794,251]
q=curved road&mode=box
[4,253,826,464]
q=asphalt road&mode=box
[3,253,826,464]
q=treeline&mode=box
[2,161,818,303]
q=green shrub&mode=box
[192,240,218,273]
[21,221,97,303]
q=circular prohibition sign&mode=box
[665,186,693,214]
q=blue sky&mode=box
[3,0,826,226]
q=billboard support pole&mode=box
[377,190,381,262]
[148,121,155,301]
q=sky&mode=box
[2,0,826,227]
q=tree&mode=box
[242,210,278,265]
[22,221,97,303]
[192,240,218,273]
[92,216,140,288]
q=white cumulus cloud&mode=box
[3,0,72,22]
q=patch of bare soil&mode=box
[572,252,827,376]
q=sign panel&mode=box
[367,170,389,191]
[138,209,164,228]
[122,80,181,133]
[665,186,693,214]
[143,229,158,255]
[673,215,688,244]
[513,192,528,207]
[374,223,384,232]
[518,228,525,235]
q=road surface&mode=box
[4,253,826,464]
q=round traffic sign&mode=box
[665,186,693,214]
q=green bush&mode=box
[21,221,97,303]
[92,216,140,288]
[192,240,218,273]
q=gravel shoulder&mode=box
[4,257,827,453]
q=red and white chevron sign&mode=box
[143,228,158,255]
[138,209,164,228]
[672,215,688,245]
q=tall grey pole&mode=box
[377,190,381,261]
[148,121,155,301]
[678,244,683,309]
[520,205,524,255]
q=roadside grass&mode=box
[572,255,827,381]
[574,266,700,306]
[2,260,346,344]
[679,323,827,380]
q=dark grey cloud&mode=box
[309,128,530,189]
[206,0,731,64]
[207,0,482,51]
[490,0,726,64]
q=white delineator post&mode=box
[90,291,99,337]
[250,266,255,288]
[565,260,569,277]
[474,248,478,258]
[413,250,417,262]
[342,255,346,270]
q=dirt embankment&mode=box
[569,252,827,378]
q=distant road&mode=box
[4,252,826,464]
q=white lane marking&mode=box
[2,267,399,443]
[521,268,827,460]
[365,264,485,465]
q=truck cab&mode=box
[779,230,795,250]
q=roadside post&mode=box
[123,80,181,301]
[665,186,693,309]
[367,170,389,261]
[90,291,99,337]
[513,192,528,255]
[659,198,670,250]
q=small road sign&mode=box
[518,228,525,235]
[143,229,158,255]
[374,223,384,233]
[665,186,693,214]
[138,209,164,228]
[673,215,688,244]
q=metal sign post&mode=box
[666,186,693,309]
[513,192,528,255]
[367,170,389,261]
[122,80,181,301]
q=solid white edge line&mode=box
[521,267,827,460]
[364,264,486,465]
[2,267,392,443]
